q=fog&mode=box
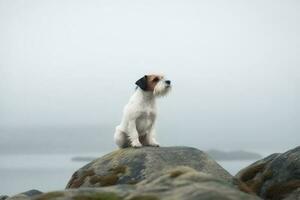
[0,0,299,154]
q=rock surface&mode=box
[7,146,300,200]
[66,146,233,188]
[282,188,300,200]
[0,196,9,200]
[36,166,260,200]
[236,146,300,200]
[6,190,42,200]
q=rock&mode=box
[133,166,261,200]
[282,188,300,200]
[0,196,9,200]
[236,146,300,200]
[66,146,233,188]
[6,190,42,200]
[5,194,30,200]
[20,191,42,197]
[36,166,260,200]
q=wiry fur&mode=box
[114,75,171,148]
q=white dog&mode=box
[114,74,171,148]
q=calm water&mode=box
[0,154,256,196]
[0,153,101,196]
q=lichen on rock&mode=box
[236,146,300,200]
[66,146,232,189]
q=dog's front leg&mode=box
[146,128,160,147]
[128,120,142,148]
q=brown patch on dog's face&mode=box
[135,74,163,91]
[146,75,163,91]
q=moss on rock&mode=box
[67,169,96,188]
[72,192,122,200]
[169,170,184,178]
[129,195,160,200]
[89,174,119,186]
[88,165,127,186]
[265,180,300,200]
[35,191,64,200]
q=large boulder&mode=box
[236,146,300,200]
[66,146,233,188]
[36,166,260,200]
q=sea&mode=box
[0,153,257,196]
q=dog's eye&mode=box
[152,77,159,82]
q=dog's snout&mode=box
[165,80,171,85]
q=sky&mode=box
[0,0,299,154]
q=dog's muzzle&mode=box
[165,80,171,87]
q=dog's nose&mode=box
[165,80,171,85]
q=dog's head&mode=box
[135,74,171,97]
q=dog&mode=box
[114,74,171,148]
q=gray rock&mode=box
[282,188,300,200]
[0,196,9,200]
[66,146,233,188]
[36,166,260,200]
[6,190,42,200]
[21,191,42,197]
[6,194,30,200]
[236,146,300,200]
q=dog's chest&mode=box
[136,110,156,134]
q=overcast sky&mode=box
[0,0,299,153]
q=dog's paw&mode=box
[149,142,160,147]
[131,140,142,148]
[133,144,142,148]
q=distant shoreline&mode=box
[69,149,263,162]
[71,156,97,162]
[206,149,262,161]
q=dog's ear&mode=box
[135,75,148,91]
